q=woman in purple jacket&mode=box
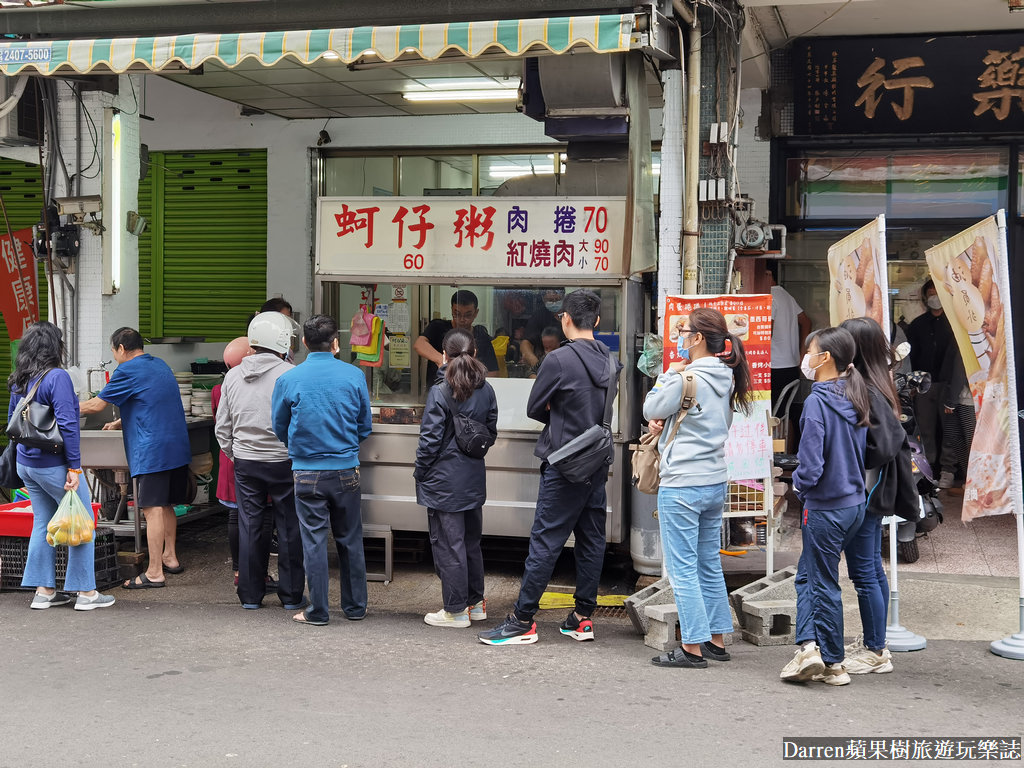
[8,322,114,611]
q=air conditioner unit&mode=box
[0,77,41,147]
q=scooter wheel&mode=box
[898,538,920,564]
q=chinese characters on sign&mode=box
[663,294,773,481]
[317,197,626,279]
[0,228,38,339]
[795,34,1024,135]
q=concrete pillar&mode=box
[657,68,683,327]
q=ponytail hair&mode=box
[807,326,871,426]
[442,327,487,401]
[688,307,754,415]
[840,316,900,419]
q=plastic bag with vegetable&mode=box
[45,490,94,547]
[636,333,664,378]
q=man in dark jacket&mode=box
[479,289,621,646]
[905,280,954,471]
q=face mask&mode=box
[926,295,942,311]
[800,352,822,381]
[677,335,691,362]
[545,301,563,313]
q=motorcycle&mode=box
[881,368,943,563]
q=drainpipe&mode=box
[673,0,701,294]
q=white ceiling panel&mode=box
[202,84,292,100]
[329,105,411,117]
[312,94,384,108]
[273,107,346,118]
[278,81,362,97]
[339,78,411,95]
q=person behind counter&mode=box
[271,314,372,626]
[528,326,562,377]
[520,288,566,368]
[413,290,498,382]
[9,321,115,611]
[216,313,306,612]
[479,289,622,646]
[414,328,497,629]
[80,328,192,589]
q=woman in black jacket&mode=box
[414,328,498,628]
[841,317,904,675]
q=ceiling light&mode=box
[1010,0,1024,12]
[403,88,518,103]
[322,51,340,60]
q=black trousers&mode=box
[234,458,305,608]
[427,506,485,613]
[513,462,608,622]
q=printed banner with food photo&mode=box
[664,294,772,481]
[827,216,889,331]
[925,215,1020,522]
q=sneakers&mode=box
[780,643,826,682]
[74,592,116,611]
[812,663,852,686]
[478,613,538,645]
[844,637,894,675]
[468,600,487,621]
[938,471,955,489]
[30,591,72,609]
[425,608,471,628]
[559,611,595,641]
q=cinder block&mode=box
[740,599,796,646]
[643,603,735,652]
[624,577,674,636]
[729,565,798,630]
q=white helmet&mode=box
[248,311,295,355]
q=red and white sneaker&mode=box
[559,610,595,641]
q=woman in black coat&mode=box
[414,328,498,628]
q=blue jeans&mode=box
[19,463,95,592]
[845,513,889,651]
[293,468,367,623]
[657,483,733,644]
[795,502,866,664]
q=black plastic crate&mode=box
[0,526,119,591]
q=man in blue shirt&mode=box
[81,328,192,588]
[272,314,372,626]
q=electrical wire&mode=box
[67,83,101,179]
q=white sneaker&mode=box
[30,591,72,609]
[938,471,955,489]
[845,646,893,675]
[812,663,852,686]
[74,592,116,611]
[780,644,825,682]
[468,599,487,621]
[424,608,471,628]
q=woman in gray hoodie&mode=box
[643,308,753,668]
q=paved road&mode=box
[1,516,1020,768]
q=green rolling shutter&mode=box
[138,149,267,341]
[0,159,48,399]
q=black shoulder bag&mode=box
[546,351,617,484]
[6,370,64,454]
[439,382,495,459]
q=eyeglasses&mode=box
[452,310,476,321]
[677,327,693,334]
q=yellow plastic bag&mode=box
[45,490,94,547]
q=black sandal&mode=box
[651,648,708,668]
[123,573,166,590]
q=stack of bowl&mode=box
[174,371,193,415]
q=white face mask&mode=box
[800,352,823,381]
[926,295,942,311]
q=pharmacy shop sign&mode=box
[317,197,626,279]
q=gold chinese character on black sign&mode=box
[973,46,1024,121]
[855,56,935,121]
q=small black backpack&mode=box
[439,382,494,459]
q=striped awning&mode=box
[0,13,638,75]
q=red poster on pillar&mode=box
[0,228,38,339]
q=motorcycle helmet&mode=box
[248,311,296,355]
[223,336,253,368]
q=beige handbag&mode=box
[630,372,698,494]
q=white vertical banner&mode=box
[827,215,889,331]
[925,212,1021,522]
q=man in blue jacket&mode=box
[479,289,621,646]
[272,314,372,626]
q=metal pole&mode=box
[990,511,1024,659]
[885,513,926,652]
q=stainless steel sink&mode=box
[79,429,128,469]
[79,402,119,431]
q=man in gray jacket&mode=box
[215,312,306,611]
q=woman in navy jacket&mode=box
[8,322,114,611]
[414,328,497,628]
